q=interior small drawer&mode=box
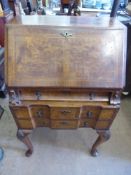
[30,105,50,119]
[50,107,80,119]
[10,106,30,119]
[51,120,79,129]
[80,106,101,119]
[16,119,33,129]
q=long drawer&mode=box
[9,88,109,102]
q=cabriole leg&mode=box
[91,130,111,157]
[17,129,33,157]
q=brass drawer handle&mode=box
[36,110,44,118]
[61,32,72,38]
[89,93,95,100]
[75,116,79,119]
[87,111,93,118]
[60,110,72,115]
[60,121,69,125]
[84,122,88,127]
[35,91,41,100]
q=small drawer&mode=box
[10,106,30,119]
[80,106,101,119]
[79,119,96,128]
[95,121,111,130]
[99,108,119,120]
[35,118,50,127]
[16,120,33,129]
[30,105,50,119]
[51,120,79,129]
[50,107,80,120]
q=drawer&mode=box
[50,107,80,119]
[10,106,30,119]
[95,121,111,130]
[16,89,109,102]
[79,119,96,128]
[16,89,44,100]
[30,105,50,119]
[80,106,101,119]
[51,120,79,129]
[16,119,33,129]
[99,108,119,120]
[35,118,50,127]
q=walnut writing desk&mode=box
[5,16,127,157]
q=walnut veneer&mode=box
[5,16,127,157]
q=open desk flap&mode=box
[5,16,127,89]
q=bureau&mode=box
[5,16,127,157]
